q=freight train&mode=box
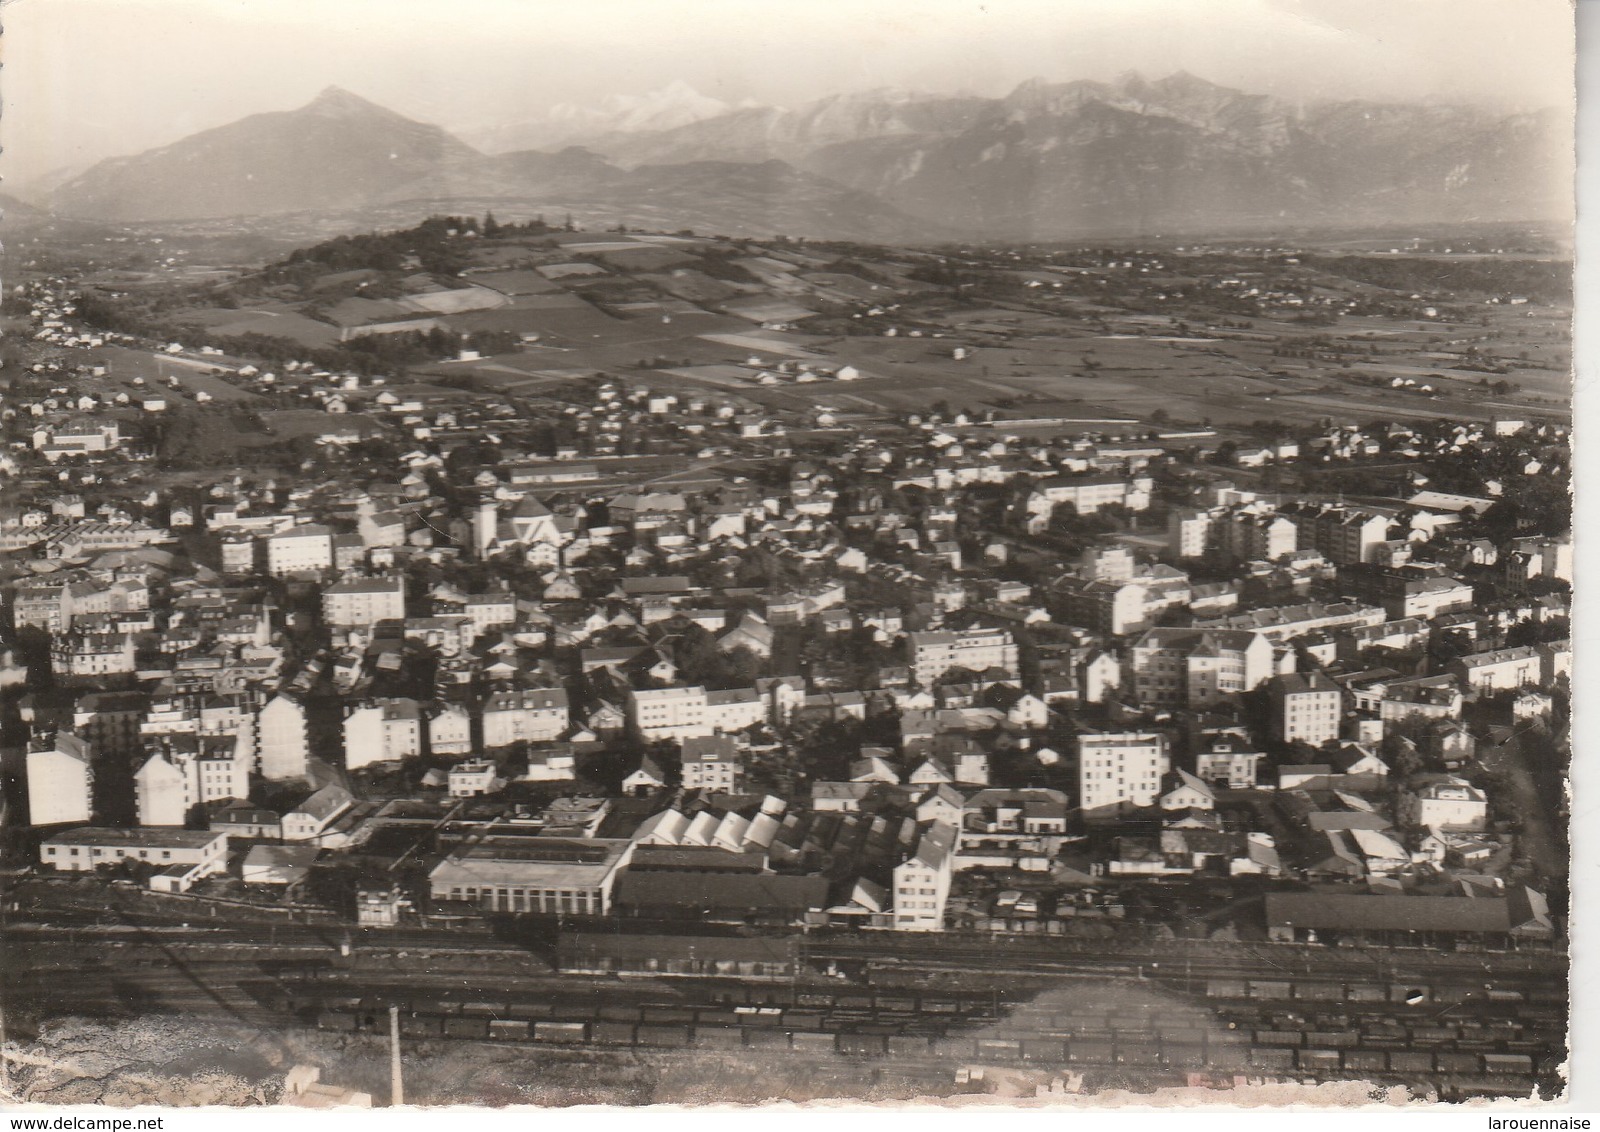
[278,983,1555,1084]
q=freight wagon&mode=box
[401,1013,444,1038]
[694,1027,745,1050]
[1069,1040,1115,1065]
[1115,1045,1161,1067]
[636,1024,691,1048]
[1293,983,1345,1002]
[1161,1044,1208,1069]
[837,1034,888,1057]
[1253,1030,1303,1047]
[789,1031,836,1054]
[1434,1052,1481,1075]
[1248,981,1293,1000]
[444,1017,489,1039]
[1341,1051,1388,1073]
[741,1028,789,1050]
[1306,1031,1359,1050]
[591,1022,637,1046]
[1248,1048,1295,1070]
[533,1021,588,1044]
[1387,1051,1435,1074]
[1297,1049,1341,1070]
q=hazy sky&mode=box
[3,0,1575,187]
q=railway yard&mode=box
[1,922,1566,1104]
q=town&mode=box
[0,212,1571,1103]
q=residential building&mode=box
[26,731,93,827]
[322,574,405,627]
[482,688,570,747]
[343,698,423,769]
[892,821,957,931]
[1450,645,1544,695]
[1405,778,1489,833]
[1282,503,1394,565]
[256,693,310,781]
[426,702,473,756]
[681,734,739,791]
[135,741,249,826]
[629,685,712,741]
[1271,671,1343,746]
[266,524,333,577]
[281,785,354,842]
[1128,628,1274,707]
[1077,731,1170,812]
[449,760,501,797]
[908,627,1018,688]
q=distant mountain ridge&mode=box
[49,75,1570,241]
[463,80,750,153]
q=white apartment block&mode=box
[255,693,310,780]
[135,745,249,826]
[1168,509,1215,560]
[1271,671,1342,746]
[629,685,712,741]
[1450,646,1544,694]
[704,687,767,732]
[1033,476,1153,518]
[427,702,474,756]
[482,688,570,747]
[1077,731,1170,812]
[343,698,423,769]
[322,574,406,627]
[266,524,333,577]
[892,821,957,931]
[27,732,93,827]
[1129,628,1274,707]
[909,628,1019,688]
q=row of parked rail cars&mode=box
[1202,977,1564,1008]
[264,974,1559,1091]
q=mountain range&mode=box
[47,75,1571,242]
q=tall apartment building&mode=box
[1281,503,1393,566]
[892,821,957,931]
[1270,671,1343,746]
[1128,628,1274,707]
[1168,508,1217,560]
[1224,511,1298,563]
[135,740,249,826]
[266,524,333,577]
[629,685,712,741]
[343,698,423,770]
[1076,731,1170,812]
[255,693,310,780]
[27,731,94,827]
[322,574,406,627]
[1078,545,1138,582]
[427,702,474,756]
[482,688,570,747]
[908,628,1019,688]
